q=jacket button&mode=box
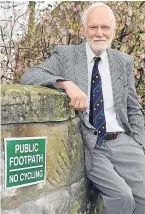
[94,131,97,135]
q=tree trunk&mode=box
[27,1,36,40]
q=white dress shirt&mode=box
[86,42,124,132]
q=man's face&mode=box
[84,7,114,54]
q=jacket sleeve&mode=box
[127,57,145,147]
[20,46,67,88]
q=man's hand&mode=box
[56,81,88,110]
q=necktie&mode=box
[89,57,106,145]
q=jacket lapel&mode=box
[107,48,126,111]
[73,42,88,95]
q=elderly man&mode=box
[20,3,145,214]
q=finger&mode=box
[69,95,80,108]
[77,98,85,110]
[69,100,80,110]
[84,96,88,109]
[77,96,88,110]
[68,97,76,107]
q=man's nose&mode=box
[96,27,103,37]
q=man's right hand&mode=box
[56,81,88,110]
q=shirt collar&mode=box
[86,42,107,64]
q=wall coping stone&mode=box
[1,84,75,124]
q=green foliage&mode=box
[2,1,144,111]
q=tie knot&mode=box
[94,57,101,64]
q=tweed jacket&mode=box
[20,42,145,171]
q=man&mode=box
[20,3,145,214]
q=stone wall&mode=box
[1,84,102,214]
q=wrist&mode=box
[56,80,71,89]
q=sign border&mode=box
[4,136,47,190]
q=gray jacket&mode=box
[20,42,145,171]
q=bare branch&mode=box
[139,1,145,8]
[0,26,9,56]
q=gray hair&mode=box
[82,2,116,30]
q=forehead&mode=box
[87,6,113,26]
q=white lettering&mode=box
[34,143,38,152]
[13,157,19,166]
[39,170,43,177]
[25,144,29,153]
[9,157,14,166]
[14,143,39,154]
[19,156,24,165]
[31,155,36,163]
[9,175,14,183]
[9,154,43,167]
[19,170,43,182]
[27,172,31,180]
[14,174,18,182]
[39,154,43,162]
[20,173,24,181]
[27,155,32,164]
[15,145,19,153]
[9,174,18,183]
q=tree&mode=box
[0,1,29,83]
[1,1,145,113]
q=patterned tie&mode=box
[89,57,106,145]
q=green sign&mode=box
[5,137,46,190]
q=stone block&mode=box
[1,84,75,124]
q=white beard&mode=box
[88,36,113,54]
